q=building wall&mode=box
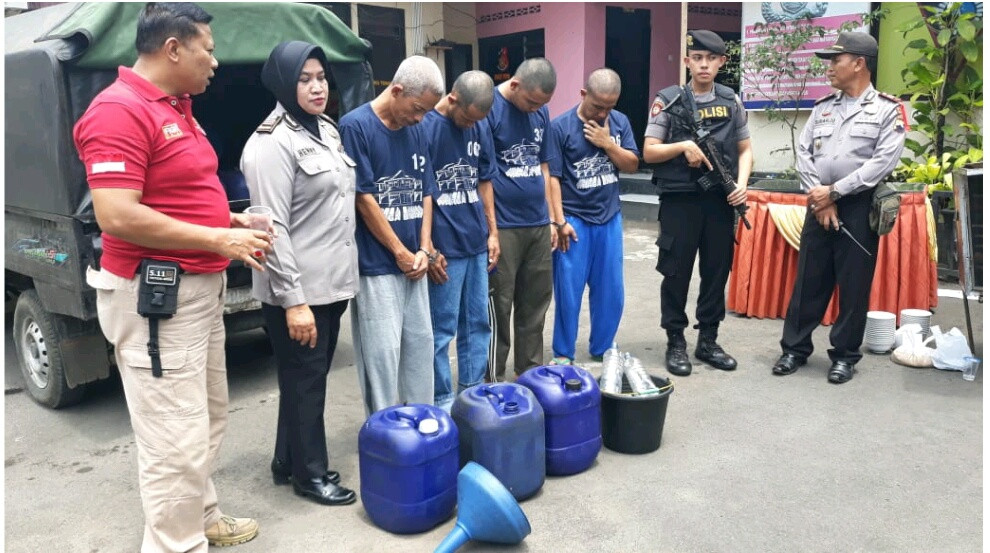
[349,2,449,82]
[443,3,480,70]
[687,2,743,33]
[476,2,686,118]
[599,3,683,110]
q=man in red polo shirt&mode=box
[73,3,270,551]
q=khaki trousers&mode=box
[87,268,228,553]
[489,225,553,379]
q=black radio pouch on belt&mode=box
[137,259,181,378]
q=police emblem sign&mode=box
[740,2,870,110]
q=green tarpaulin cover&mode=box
[39,2,370,68]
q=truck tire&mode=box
[12,289,86,408]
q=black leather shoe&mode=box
[772,354,806,376]
[827,361,856,384]
[292,477,357,506]
[695,340,737,371]
[666,344,693,376]
[271,457,340,486]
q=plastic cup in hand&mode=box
[962,356,981,382]
[244,205,273,258]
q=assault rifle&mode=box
[665,86,751,229]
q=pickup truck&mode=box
[5,2,374,407]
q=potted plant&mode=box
[896,2,983,279]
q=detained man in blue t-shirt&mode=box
[420,71,499,411]
[339,55,443,415]
[485,58,571,381]
[546,69,640,365]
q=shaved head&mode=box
[452,70,495,113]
[514,57,556,94]
[585,68,621,96]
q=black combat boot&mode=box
[695,328,737,371]
[665,332,692,376]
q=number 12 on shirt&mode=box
[411,154,426,172]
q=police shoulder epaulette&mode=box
[713,83,735,100]
[877,91,900,103]
[658,85,681,100]
[318,113,338,129]
[814,92,837,105]
[255,113,282,134]
[282,113,302,130]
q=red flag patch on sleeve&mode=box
[897,102,910,132]
[90,153,126,174]
[650,99,664,117]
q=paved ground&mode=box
[4,218,983,552]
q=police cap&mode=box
[686,30,726,56]
[814,31,878,59]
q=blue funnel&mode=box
[433,462,531,553]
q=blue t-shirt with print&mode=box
[340,103,437,276]
[421,110,497,259]
[548,107,639,225]
[485,87,552,228]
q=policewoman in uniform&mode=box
[241,41,358,505]
[772,32,906,384]
[643,30,753,377]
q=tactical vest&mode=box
[652,83,740,195]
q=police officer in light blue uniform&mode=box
[773,32,907,384]
[643,30,753,377]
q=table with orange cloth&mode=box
[727,190,938,325]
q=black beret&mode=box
[686,30,726,56]
[814,31,879,59]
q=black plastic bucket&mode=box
[600,375,672,454]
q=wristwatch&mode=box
[828,185,841,202]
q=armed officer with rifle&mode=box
[643,30,753,377]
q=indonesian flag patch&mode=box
[90,153,126,174]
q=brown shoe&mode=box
[205,515,259,547]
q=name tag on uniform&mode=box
[162,123,183,140]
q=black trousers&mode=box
[780,192,879,364]
[656,190,736,335]
[262,300,348,481]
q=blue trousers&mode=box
[429,252,491,408]
[552,213,624,359]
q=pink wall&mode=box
[475,3,721,118]
[476,3,592,117]
[584,4,606,87]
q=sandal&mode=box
[548,356,573,366]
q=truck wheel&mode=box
[12,289,86,408]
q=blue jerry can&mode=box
[451,383,545,501]
[517,365,602,475]
[358,404,459,534]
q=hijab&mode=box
[261,41,329,139]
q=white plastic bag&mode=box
[890,324,935,368]
[930,326,973,371]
